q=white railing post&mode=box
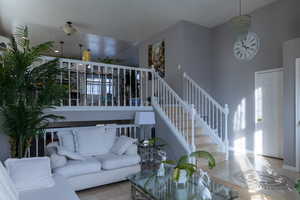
[183,72,186,102]
[190,104,196,152]
[224,104,229,160]
[190,104,197,164]
[151,70,154,104]
[59,60,63,106]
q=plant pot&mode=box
[175,187,188,200]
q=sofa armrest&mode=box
[46,142,59,156]
[125,144,138,155]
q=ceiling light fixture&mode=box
[230,0,251,37]
[63,21,77,36]
[59,41,64,57]
[78,43,83,58]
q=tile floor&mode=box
[78,153,300,200]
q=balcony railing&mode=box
[42,57,153,108]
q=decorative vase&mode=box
[197,169,212,200]
[175,187,188,200]
[157,163,165,177]
[177,169,187,184]
[197,182,212,200]
[198,169,211,186]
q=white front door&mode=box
[255,68,284,158]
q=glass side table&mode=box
[138,143,159,171]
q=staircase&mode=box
[40,56,229,167]
[151,71,229,167]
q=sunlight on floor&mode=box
[233,136,247,154]
[233,98,246,132]
[254,130,263,155]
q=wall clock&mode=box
[233,32,260,61]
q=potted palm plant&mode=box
[0,26,67,158]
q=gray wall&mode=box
[154,110,189,161]
[138,20,212,96]
[211,0,300,166]
[113,45,139,66]
[179,21,212,93]
[283,38,300,166]
[138,21,212,160]
[138,21,183,94]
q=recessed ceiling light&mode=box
[54,50,60,53]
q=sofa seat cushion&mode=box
[20,175,79,200]
[53,158,101,178]
[94,153,140,170]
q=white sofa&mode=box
[48,125,141,191]
[0,158,79,200]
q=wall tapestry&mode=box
[148,41,165,78]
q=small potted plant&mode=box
[164,151,216,184]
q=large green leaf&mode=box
[190,151,216,169]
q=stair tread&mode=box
[196,143,220,152]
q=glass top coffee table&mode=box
[128,168,238,200]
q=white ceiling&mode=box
[0,0,277,58]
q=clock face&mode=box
[233,32,260,61]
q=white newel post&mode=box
[183,72,187,102]
[190,104,196,164]
[224,104,229,160]
[59,60,63,106]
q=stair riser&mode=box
[196,145,221,152]
[191,136,214,144]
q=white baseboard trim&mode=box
[283,164,299,172]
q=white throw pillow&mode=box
[5,157,55,192]
[74,127,116,156]
[57,130,76,152]
[125,144,138,155]
[50,153,67,169]
[0,162,19,200]
[57,146,86,161]
[111,136,137,155]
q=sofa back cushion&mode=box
[0,161,19,200]
[74,127,116,156]
[57,130,76,152]
[5,157,54,192]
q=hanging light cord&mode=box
[239,0,242,16]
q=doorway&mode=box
[255,68,284,159]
